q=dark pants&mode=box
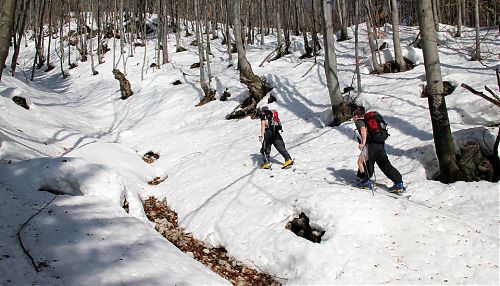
[261,129,291,163]
[360,143,403,184]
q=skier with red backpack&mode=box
[353,108,406,192]
[259,106,294,169]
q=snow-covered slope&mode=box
[0,22,498,285]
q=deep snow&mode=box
[0,19,499,285]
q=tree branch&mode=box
[496,69,500,91]
[460,83,500,107]
[485,85,500,101]
[17,196,57,272]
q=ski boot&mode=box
[282,159,294,169]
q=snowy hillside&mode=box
[0,19,499,285]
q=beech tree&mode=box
[10,0,31,76]
[226,0,271,119]
[473,0,480,61]
[162,0,169,64]
[337,0,349,41]
[321,0,349,125]
[455,0,463,37]
[194,0,210,99]
[364,0,383,74]
[389,0,406,72]
[90,0,98,75]
[354,0,362,92]
[417,0,461,183]
[0,0,16,82]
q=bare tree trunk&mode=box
[275,3,284,58]
[129,9,135,58]
[141,0,148,81]
[338,0,349,41]
[417,0,461,183]
[211,1,218,40]
[473,0,481,60]
[45,0,54,71]
[120,0,127,74]
[156,0,161,67]
[205,2,212,85]
[113,0,117,68]
[224,0,232,61]
[260,0,265,44]
[162,0,169,64]
[365,0,383,73]
[455,0,462,37]
[301,0,312,57]
[38,0,47,65]
[31,0,47,81]
[194,0,209,98]
[97,0,104,64]
[321,0,349,125]
[227,0,271,119]
[431,0,440,30]
[68,1,73,67]
[0,0,16,82]
[10,0,31,76]
[204,1,212,57]
[311,0,321,55]
[293,0,299,36]
[282,0,291,54]
[389,0,406,71]
[90,0,98,75]
[354,0,362,92]
[58,0,68,78]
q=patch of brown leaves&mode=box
[143,196,282,286]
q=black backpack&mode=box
[364,111,389,143]
[264,110,283,132]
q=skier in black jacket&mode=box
[259,106,293,169]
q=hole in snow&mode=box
[286,212,325,243]
[371,58,416,74]
[123,197,129,213]
[38,187,65,195]
[12,96,30,110]
[172,80,182,85]
[142,151,159,164]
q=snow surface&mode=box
[0,20,499,285]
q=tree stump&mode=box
[197,89,216,106]
[220,88,231,101]
[112,69,133,100]
[458,140,493,181]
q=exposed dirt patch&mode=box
[371,58,415,74]
[12,96,29,110]
[286,212,325,243]
[147,176,167,185]
[142,151,159,164]
[144,197,282,286]
[220,88,231,101]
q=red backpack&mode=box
[364,111,389,143]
